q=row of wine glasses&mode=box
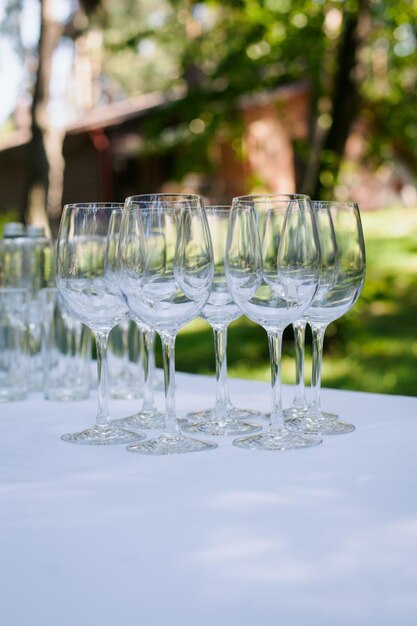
[55,194,366,454]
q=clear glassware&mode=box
[284,203,339,420]
[0,287,29,402]
[283,319,310,419]
[106,210,165,431]
[25,225,55,391]
[55,203,142,445]
[108,319,144,400]
[226,194,322,450]
[112,322,165,430]
[40,287,91,401]
[118,193,217,454]
[0,223,54,391]
[183,206,261,436]
[289,201,366,435]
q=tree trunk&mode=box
[22,0,65,237]
[302,0,369,199]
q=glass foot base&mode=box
[112,409,165,431]
[182,419,262,437]
[110,389,144,401]
[61,424,142,445]
[127,433,217,455]
[291,414,355,436]
[316,409,338,420]
[233,428,322,451]
[283,405,309,420]
[0,390,27,402]
[187,406,261,421]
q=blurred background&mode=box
[0,0,416,396]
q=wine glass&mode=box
[55,203,142,445]
[226,194,322,450]
[117,193,217,455]
[290,201,366,435]
[284,202,339,420]
[105,211,165,431]
[182,206,261,436]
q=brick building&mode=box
[0,82,310,220]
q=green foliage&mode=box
[93,0,182,95]
[360,0,417,162]
[95,0,331,175]
[3,0,416,187]
[95,0,417,189]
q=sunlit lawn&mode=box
[170,207,417,397]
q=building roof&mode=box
[65,88,185,134]
[0,88,184,152]
[0,82,308,152]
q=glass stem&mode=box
[95,331,110,426]
[267,329,285,431]
[72,324,82,374]
[160,331,179,436]
[121,318,130,368]
[141,326,157,412]
[137,325,145,389]
[310,323,327,415]
[147,328,157,391]
[212,324,229,424]
[66,324,75,374]
[292,319,307,407]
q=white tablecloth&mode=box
[1,373,417,626]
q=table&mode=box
[1,372,417,626]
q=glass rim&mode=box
[63,202,124,211]
[311,200,359,209]
[233,193,310,203]
[125,193,203,205]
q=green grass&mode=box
[164,208,417,397]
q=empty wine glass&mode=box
[182,205,261,436]
[290,201,366,435]
[56,203,142,445]
[226,194,322,450]
[284,202,339,420]
[118,193,217,455]
[106,210,165,431]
